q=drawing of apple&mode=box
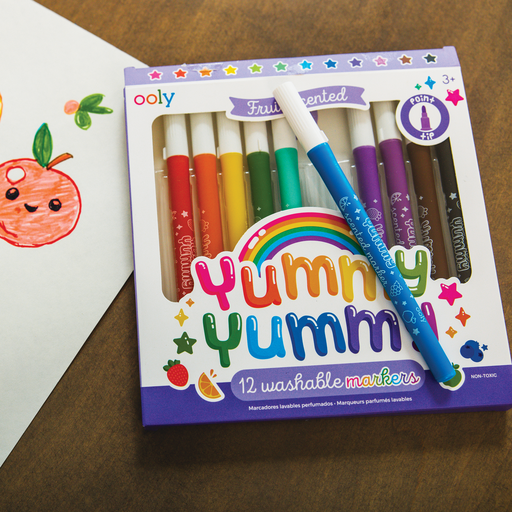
[0,123,81,247]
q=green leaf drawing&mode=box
[72,94,113,130]
[32,123,53,168]
[79,94,105,112]
[88,106,113,115]
[75,110,92,130]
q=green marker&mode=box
[244,121,275,222]
[271,117,302,209]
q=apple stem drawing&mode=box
[64,93,113,130]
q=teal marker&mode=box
[244,121,275,222]
[271,117,302,209]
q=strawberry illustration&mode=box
[163,359,189,388]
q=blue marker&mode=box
[273,82,455,383]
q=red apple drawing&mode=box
[0,123,81,247]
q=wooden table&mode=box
[2,1,512,510]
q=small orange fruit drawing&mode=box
[196,369,224,402]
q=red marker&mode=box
[164,114,196,299]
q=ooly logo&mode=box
[133,89,175,108]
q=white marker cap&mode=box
[163,114,188,157]
[271,117,297,151]
[273,82,327,153]
[244,121,269,154]
[372,101,401,143]
[346,108,375,149]
[317,108,352,161]
[190,112,215,156]
[216,112,242,155]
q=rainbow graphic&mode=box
[239,210,363,270]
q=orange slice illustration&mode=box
[196,370,225,402]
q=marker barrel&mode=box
[166,154,196,298]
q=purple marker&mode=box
[346,108,389,245]
[373,101,417,249]
[420,105,432,131]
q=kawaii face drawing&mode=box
[0,123,81,247]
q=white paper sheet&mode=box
[0,0,144,466]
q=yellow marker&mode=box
[216,112,249,250]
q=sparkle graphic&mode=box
[224,65,238,75]
[173,332,197,355]
[438,282,463,306]
[174,68,187,78]
[198,67,213,77]
[415,84,422,90]
[423,53,437,64]
[398,55,412,65]
[174,309,189,326]
[274,61,287,72]
[446,326,458,338]
[186,298,195,307]
[324,59,337,69]
[348,57,362,67]
[446,89,464,106]
[425,76,436,89]
[148,70,163,80]
[299,60,313,70]
[373,56,387,66]
[249,63,263,73]
[455,307,471,327]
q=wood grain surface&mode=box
[1,1,512,510]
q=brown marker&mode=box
[407,141,450,279]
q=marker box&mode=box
[124,47,512,428]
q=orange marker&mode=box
[190,113,224,257]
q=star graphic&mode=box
[174,309,189,326]
[449,192,458,200]
[186,298,195,307]
[148,69,163,80]
[398,55,412,65]
[274,61,287,72]
[446,326,457,338]
[199,67,213,77]
[174,68,187,78]
[412,328,419,336]
[299,60,313,70]
[348,57,362,67]
[423,53,437,64]
[446,89,464,106]
[415,84,422,90]
[425,76,436,89]
[224,65,238,75]
[482,344,488,351]
[249,63,263,73]
[173,332,197,354]
[181,210,189,218]
[373,56,387,66]
[324,59,337,69]
[455,307,471,326]
[438,282,463,306]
